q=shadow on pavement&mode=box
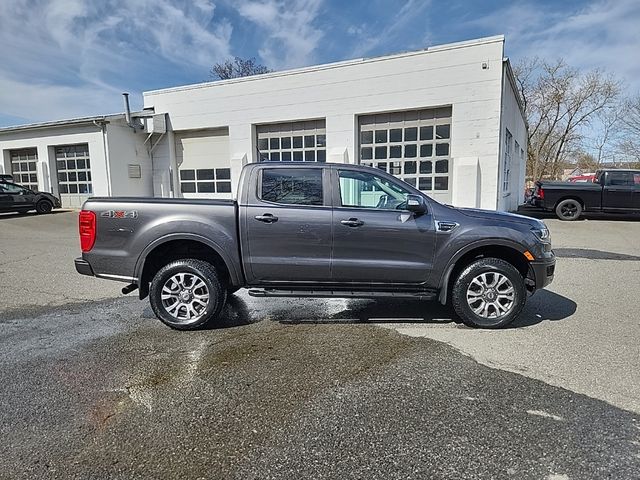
[278,298,459,326]
[510,289,577,328]
[517,206,640,222]
[0,209,73,220]
[140,288,577,330]
[554,248,640,261]
[275,289,577,329]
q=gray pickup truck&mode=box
[75,163,555,329]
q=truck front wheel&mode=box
[149,258,227,330]
[555,198,582,221]
[451,258,526,329]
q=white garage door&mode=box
[176,128,232,199]
[55,144,93,208]
[359,107,452,203]
[10,148,38,191]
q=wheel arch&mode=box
[135,233,241,299]
[438,239,530,305]
[554,195,584,209]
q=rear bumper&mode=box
[529,255,556,290]
[74,257,94,277]
[530,197,547,209]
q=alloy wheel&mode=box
[161,272,210,323]
[466,272,515,319]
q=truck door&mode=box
[0,183,12,210]
[241,166,333,283]
[330,168,436,284]
[603,171,635,209]
[633,172,640,209]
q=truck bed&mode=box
[80,196,242,286]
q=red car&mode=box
[567,174,596,183]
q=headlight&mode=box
[532,226,550,242]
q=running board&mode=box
[247,289,437,300]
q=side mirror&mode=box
[405,194,427,214]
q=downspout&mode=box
[93,119,112,196]
[168,128,179,198]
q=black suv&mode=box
[0,181,61,214]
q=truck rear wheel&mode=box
[149,258,226,330]
[451,258,526,329]
[555,198,582,221]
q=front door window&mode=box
[338,169,411,210]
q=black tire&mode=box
[35,200,53,214]
[149,258,227,330]
[451,258,526,329]
[555,198,582,221]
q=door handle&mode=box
[255,213,278,223]
[341,218,364,227]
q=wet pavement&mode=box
[1,296,639,479]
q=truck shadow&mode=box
[517,206,640,222]
[268,290,577,329]
[0,209,73,220]
[171,289,577,330]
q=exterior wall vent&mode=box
[128,164,142,179]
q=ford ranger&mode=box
[75,163,555,330]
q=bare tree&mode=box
[619,95,640,162]
[514,58,620,180]
[589,102,624,167]
[210,57,271,80]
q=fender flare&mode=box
[134,232,242,287]
[437,238,527,304]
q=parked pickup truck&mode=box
[533,169,640,220]
[75,163,555,330]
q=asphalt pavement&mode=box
[1,209,639,479]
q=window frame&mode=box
[257,167,327,207]
[503,129,513,193]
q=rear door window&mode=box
[607,172,634,186]
[260,168,323,205]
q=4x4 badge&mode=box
[100,210,138,219]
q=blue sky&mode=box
[0,0,639,127]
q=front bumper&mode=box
[75,257,94,277]
[529,255,556,290]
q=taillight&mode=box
[538,187,545,200]
[79,210,96,252]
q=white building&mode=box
[0,35,527,211]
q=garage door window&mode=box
[10,148,38,191]
[359,107,451,193]
[257,120,326,162]
[55,144,92,194]
[180,168,231,194]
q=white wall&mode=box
[144,36,507,209]
[498,63,528,211]
[105,118,154,197]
